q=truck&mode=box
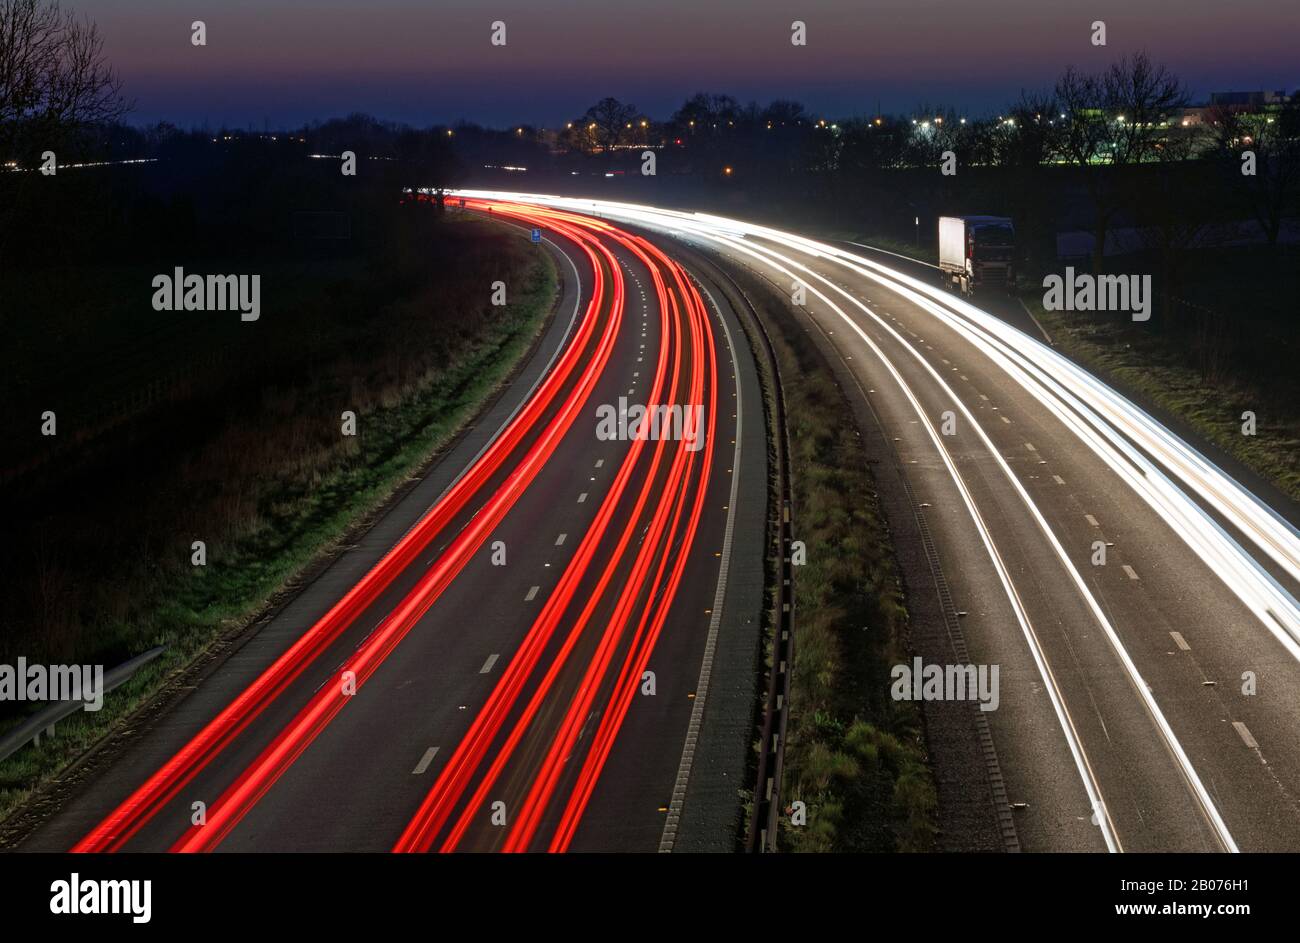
[937,216,1016,296]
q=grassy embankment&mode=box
[730,266,937,853]
[0,216,556,823]
[812,231,1299,503]
[1023,245,1300,503]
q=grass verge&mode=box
[728,265,937,853]
[1026,296,1300,503]
[0,222,557,828]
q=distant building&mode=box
[1209,90,1291,108]
[1175,90,1293,128]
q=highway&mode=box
[452,191,1300,853]
[12,201,767,853]
[16,189,1300,855]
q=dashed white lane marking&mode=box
[1233,721,1258,750]
[578,492,588,503]
[1085,514,1100,527]
[479,653,500,674]
[525,585,539,601]
[412,746,440,775]
[1170,631,1191,651]
[594,459,604,468]
[1025,442,1037,452]
[1053,475,1066,485]
[979,394,989,401]
[1122,564,1140,580]
[1000,416,1011,424]
[555,533,567,546]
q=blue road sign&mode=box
[531,228,541,243]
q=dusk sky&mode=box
[84,0,1299,128]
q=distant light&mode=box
[640,120,647,127]
[723,166,733,175]
[959,117,966,124]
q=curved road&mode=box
[12,202,767,854]
[453,190,1300,853]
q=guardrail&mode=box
[0,646,167,764]
[686,254,795,853]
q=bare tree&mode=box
[1211,101,1300,245]
[1053,66,1113,275]
[580,96,637,152]
[1133,123,1216,330]
[984,93,1061,274]
[1054,54,1187,277]
[0,0,130,159]
[1102,53,1187,164]
[992,92,1060,169]
[672,92,740,136]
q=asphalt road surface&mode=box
[452,191,1300,854]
